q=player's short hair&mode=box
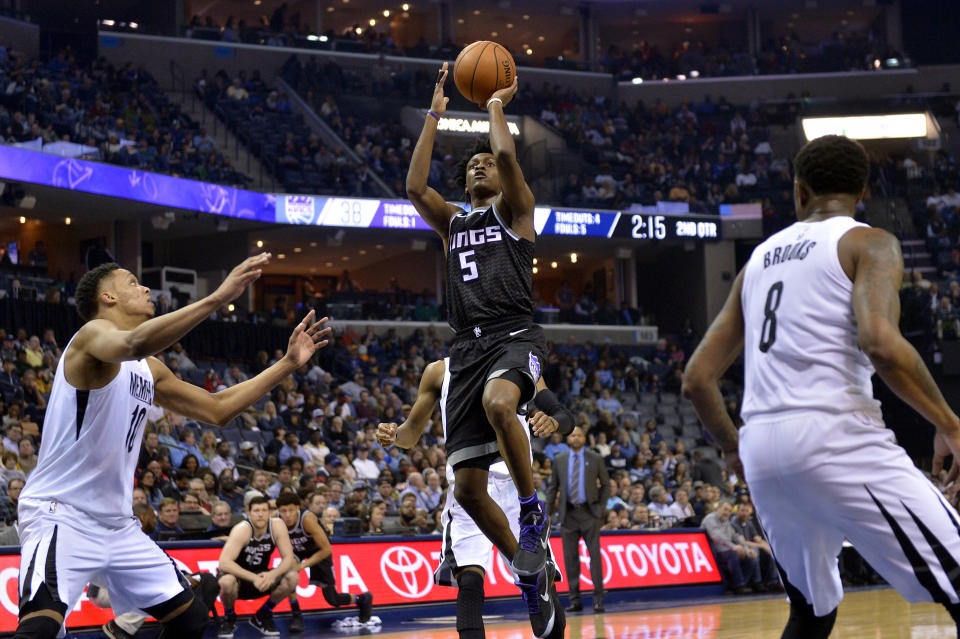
[75,262,121,322]
[247,495,270,510]
[793,135,869,197]
[455,137,494,189]
[276,492,300,508]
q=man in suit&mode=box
[547,425,610,613]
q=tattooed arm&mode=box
[841,227,960,457]
[682,269,746,478]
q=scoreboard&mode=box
[278,196,722,242]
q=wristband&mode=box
[486,97,503,109]
[427,110,440,121]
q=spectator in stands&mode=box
[0,451,25,487]
[268,465,294,498]
[303,429,330,466]
[207,501,234,540]
[279,432,305,464]
[17,437,36,476]
[139,469,165,510]
[375,476,399,514]
[210,440,238,479]
[667,488,696,524]
[245,470,271,503]
[702,501,760,594]
[170,429,205,468]
[543,432,569,461]
[139,431,162,470]
[237,440,262,468]
[351,443,379,481]
[731,503,780,591]
[0,477,23,525]
[163,470,193,502]
[692,450,724,487]
[155,497,184,540]
[199,430,219,463]
[218,469,245,513]
[3,423,21,455]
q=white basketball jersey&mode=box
[440,357,531,483]
[740,216,881,423]
[21,335,155,525]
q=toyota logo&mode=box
[380,546,433,598]
[577,540,612,587]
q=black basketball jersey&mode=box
[287,509,320,561]
[236,519,277,573]
[445,202,535,332]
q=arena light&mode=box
[801,113,927,141]
[307,34,320,41]
[129,22,138,29]
[383,9,390,17]
[278,253,286,259]
[18,216,25,224]
[369,18,376,26]
[227,304,235,312]
[65,217,71,225]
[551,261,558,269]
[402,3,411,10]
[532,266,538,274]
[294,247,302,253]
[256,240,263,247]
[570,252,577,263]
[631,77,643,85]
[319,35,329,42]
[533,258,538,265]
[101,19,115,26]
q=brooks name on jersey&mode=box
[762,239,817,269]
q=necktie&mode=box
[571,452,581,504]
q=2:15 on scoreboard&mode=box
[617,214,720,241]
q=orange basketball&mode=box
[453,41,516,106]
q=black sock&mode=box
[519,493,540,517]
[225,607,236,621]
[260,598,278,614]
[517,572,538,587]
[290,599,301,613]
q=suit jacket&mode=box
[547,449,610,523]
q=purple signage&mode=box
[0,146,275,221]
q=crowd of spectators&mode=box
[0,46,249,187]
[602,29,905,80]
[179,6,903,78]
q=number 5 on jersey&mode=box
[459,250,478,281]
[759,281,784,353]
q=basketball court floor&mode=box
[80,588,956,638]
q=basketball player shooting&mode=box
[13,255,330,639]
[682,135,960,638]
[405,62,557,636]
[376,358,571,639]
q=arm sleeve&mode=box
[534,389,574,436]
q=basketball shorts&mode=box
[740,410,960,616]
[217,569,284,600]
[17,498,186,627]
[435,472,521,586]
[445,318,545,469]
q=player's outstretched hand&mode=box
[377,422,398,447]
[431,62,450,116]
[213,252,271,304]
[483,76,519,110]
[283,310,332,368]
[529,409,559,438]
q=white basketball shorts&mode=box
[17,498,186,632]
[740,410,960,616]
[434,473,521,587]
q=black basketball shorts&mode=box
[444,318,545,470]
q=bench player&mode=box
[275,492,373,632]
[684,134,960,638]
[13,256,329,639]
[377,358,572,639]
[217,495,299,637]
[407,62,555,636]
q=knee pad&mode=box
[456,570,485,639]
[12,614,62,639]
[781,600,837,639]
[153,593,210,639]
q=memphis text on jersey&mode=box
[449,225,503,250]
[129,372,153,404]
[763,239,817,269]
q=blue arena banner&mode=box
[0,146,276,222]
